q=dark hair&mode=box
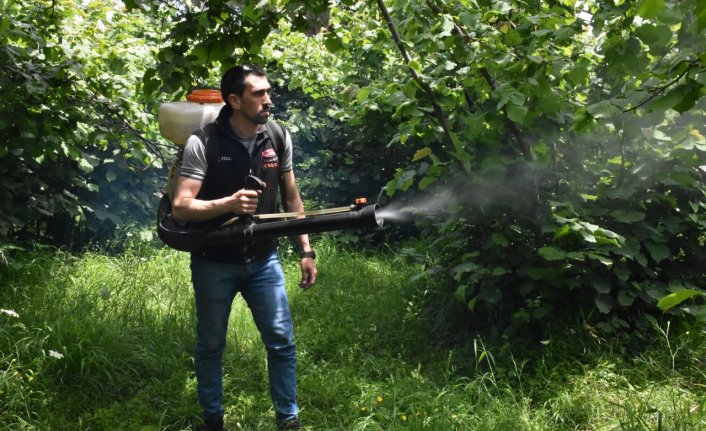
[220,64,267,101]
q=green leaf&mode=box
[610,210,645,223]
[657,289,704,311]
[506,103,528,124]
[634,24,672,50]
[636,0,665,18]
[78,158,94,173]
[648,88,683,112]
[567,61,589,86]
[492,233,509,247]
[467,296,477,311]
[538,246,567,261]
[588,252,614,267]
[191,43,210,64]
[646,282,667,300]
[571,107,595,132]
[672,81,703,113]
[698,0,706,31]
[440,16,455,36]
[492,267,509,276]
[408,60,422,73]
[454,284,467,303]
[613,265,630,282]
[594,294,613,314]
[665,171,695,187]
[592,279,611,294]
[452,262,480,281]
[399,169,415,191]
[413,147,432,161]
[553,225,572,240]
[596,236,621,247]
[581,231,597,243]
[385,178,397,198]
[646,242,670,263]
[105,168,118,182]
[586,100,621,119]
[618,290,635,306]
[418,175,437,190]
[459,11,481,29]
[324,33,344,53]
[356,87,371,102]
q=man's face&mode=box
[234,74,272,125]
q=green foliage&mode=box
[348,0,706,336]
[263,17,415,208]
[0,0,167,248]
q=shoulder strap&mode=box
[265,120,288,210]
[266,121,286,158]
[194,123,220,168]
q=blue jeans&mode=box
[190,251,298,421]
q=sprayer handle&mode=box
[244,174,266,191]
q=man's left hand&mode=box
[299,258,317,289]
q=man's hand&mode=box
[173,177,263,222]
[299,258,317,289]
[229,189,261,214]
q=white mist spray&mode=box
[374,166,536,226]
[376,187,461,224]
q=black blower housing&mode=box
[157,195,383,252]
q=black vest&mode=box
[193,111,285,263]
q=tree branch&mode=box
[426,0,532,161]
[374,0,451,142]
[623,62,695,113]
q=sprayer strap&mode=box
[220,205,353,226]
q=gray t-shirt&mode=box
[180,125,293,181]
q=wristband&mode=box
[300,250,316,259]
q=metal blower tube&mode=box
[190,204,382,250]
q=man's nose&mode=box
[264,92,272,105]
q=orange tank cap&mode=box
[355,197,368,205]
[186,89,224,104]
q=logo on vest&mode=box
[219,156,232,162]
[261,148,279,169]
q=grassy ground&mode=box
[1,238,705,430]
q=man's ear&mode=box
[227,93,240,110]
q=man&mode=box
[172,64,317,431]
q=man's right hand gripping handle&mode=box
[230,175,266,217]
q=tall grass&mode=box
[1,236,705,430]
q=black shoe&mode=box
[277,417,301,430]
[193,415,224,431]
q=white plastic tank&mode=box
[159,89,224,146]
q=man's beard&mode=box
[246,109,270,125]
